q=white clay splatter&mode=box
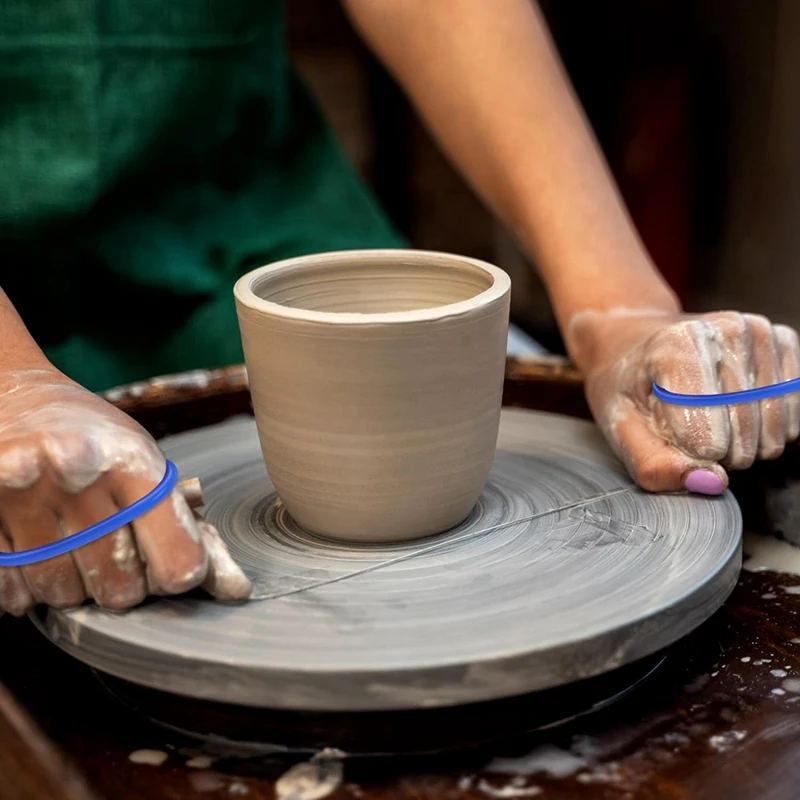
[743,533,800,576]
[275,756,343,800]
[791,638,800,644]
[128,749,168,766]
[782,679,800,694]
[575,763,622,785]
[186,756,215,769]
[773,688,787,696]
[708,731,747,752]
[762,593,778,599]
[486,745,587,778]
[771,669,789,678]
[781,585,800,595]
[477,779,542,798]
[112,530,138,572]
[228,782,249,796]
[47,606,88,647]
[740,657,751,663]
[316,748,346,760]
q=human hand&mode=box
[569,310,800,494]
[0,369,251,616]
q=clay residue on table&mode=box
[275,751,344,800]
[744,531,800,576]
[6,569,800,799]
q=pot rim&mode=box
[233,248,510,325]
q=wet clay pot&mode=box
[234,249,511,543]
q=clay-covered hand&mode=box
[0,369,251,616]
[570,310,800,494]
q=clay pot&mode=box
[234,249,511,543]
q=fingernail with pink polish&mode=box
[685,469,725,496]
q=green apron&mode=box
[0,0,403,392]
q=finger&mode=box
[0,484,86,609]
[745,314,787,459]
[57,481,147,612]
[648,320,730,462]
[775,324,800,442]
[704,312,758,470]
[611,399,728,494]
[41,429,105,495]
[195,517,252,603]
[0,521,33,617]
[0,440,43,491]
[112,470,208,596]
[0,441,84,609]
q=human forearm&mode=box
[342,0,680,368]
[345,0,800,497]
[0,286,54,373]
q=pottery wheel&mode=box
[39,409,742,712]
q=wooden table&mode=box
[3,358,800,800]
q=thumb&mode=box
[192,512,252,603]
[610,405,728,495]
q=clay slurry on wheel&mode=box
[37,409,742,712]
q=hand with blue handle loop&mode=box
[0,461,179,568]
[653,376,800,407]
[0,370,252,615]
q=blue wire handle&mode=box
[0,460,179,568]
[653,377,800,407]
